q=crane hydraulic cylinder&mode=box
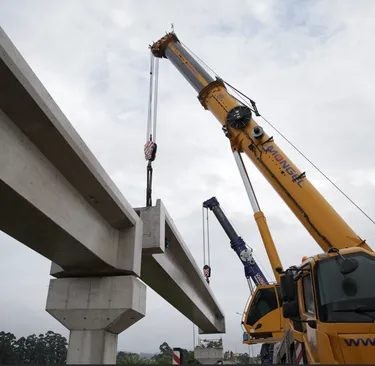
[203,197,268,286]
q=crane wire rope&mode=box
[146,50,154,141]
[180,40,375,227]
[144,49,159,207]
[202,206,212,283]
[152,57,160,142]
[202,206,206,266]
[206,206,211,268]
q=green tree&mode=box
[198,338,223,349]
[224,350,235,361]
[159,342,172,356]
[150,342,172,364]
[186,350,199,364]
[0,330,68,364]
[117,352,155,364]
[154,354,172,364]
[117,351,134,363]
[237,352,250,364]
[13,336,26,363]
[45,331,68,364]
[0,332,17,364]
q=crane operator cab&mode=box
[242,283,285,344]
[280,247,375,364]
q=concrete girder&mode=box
[0,27,136,230]
[0,26,142,276]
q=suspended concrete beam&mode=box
[52,199,226,334]
[0,26,142,276]
[137,200,226,334]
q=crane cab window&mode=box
[302,273,315,315]
[246,287,279,326]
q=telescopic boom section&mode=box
[203,197,269,287]
[151,32,372,254]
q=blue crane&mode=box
[203,197,269,289]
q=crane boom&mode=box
[203,197,268,287]
[151,31,375,364]
[151,32,372,254]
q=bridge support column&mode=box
[46,275,146,364]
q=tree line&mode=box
[0,332,196,364]
[1,331,259,364]
[0,331,67,364]
[117,342,198,364]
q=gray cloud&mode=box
[1,0,375,356]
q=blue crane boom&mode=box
[203,197,269,288]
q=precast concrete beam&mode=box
[0,26,142,276]
[46,275,146,364]
[137,200,225,334]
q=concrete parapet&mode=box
[46,275,146,364]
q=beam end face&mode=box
[134,199,166,254]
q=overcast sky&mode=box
[1,0,375,357]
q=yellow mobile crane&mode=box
[150,32,375,364]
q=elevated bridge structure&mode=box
[0,26,225,364]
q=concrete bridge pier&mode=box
[46,275,146,364]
